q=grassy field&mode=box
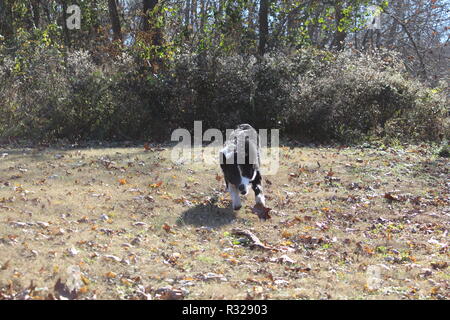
[0,142,448,300]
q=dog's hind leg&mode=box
[251,171,265,206]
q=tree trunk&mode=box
[42,1,52,25]
[142,0,163,73]
[190,0,197,32]
[200,0,207,33]
[90,0,100,36]
[142,0,161,46]
[333,1,347,51]
[143,0,157,31]
[216,0,224,25]
[247,0,255,31]
[184,0,191,27]
[60,0,71,48]
[108,0,122,42]
[258,0,269,56]
[30,0,40,29]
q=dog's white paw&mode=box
[256,194,266,206]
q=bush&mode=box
[0,46,447,143]
[0,48,172,141]
[437,142,450,158]
[282,49,448,142]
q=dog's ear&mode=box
[244,136,259,164]
[244,136,250,160]
[219,151,226,165]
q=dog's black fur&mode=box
[220,124,265,210]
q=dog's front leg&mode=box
[253,185,265,206]
[251,171,265,206]
[229,184,241,210]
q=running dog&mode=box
[219,124,265,210]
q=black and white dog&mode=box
[220,124,265,210]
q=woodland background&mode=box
[0,0,448,143]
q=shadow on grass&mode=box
[177,204,236,228]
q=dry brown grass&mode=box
[0,144,448,300]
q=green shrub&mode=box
[0,47,447,143]
[283,49,448,142]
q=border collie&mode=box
[220,124,265,210]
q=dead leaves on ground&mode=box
[149,181,163,189]
[430,262,448,270]
[162,223,173,233]
[0,144,449,300]
[251,203,272,220]
[54,278,79,300]
[384,192,408,202]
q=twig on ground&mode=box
[231,228,279,251]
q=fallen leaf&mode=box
[54,278,78,300]
[281,230,293,238]
[103,255,121,262]
[1,260,10,270]
[431,262,448,270]
[199,272,228,282]
[384,192,406,202]
[67,247,78,256]
[251,203,272,220]
[78,286,89,294]
[277,255,296,265]
[162,223,171,233]
[77,275,88,287]
[155,287,185,300]
[274,279,289,287]
[150,181,163,188]
[287,266,311,273]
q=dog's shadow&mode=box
[177,204,236,228]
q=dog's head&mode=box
[220,125,260,195]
